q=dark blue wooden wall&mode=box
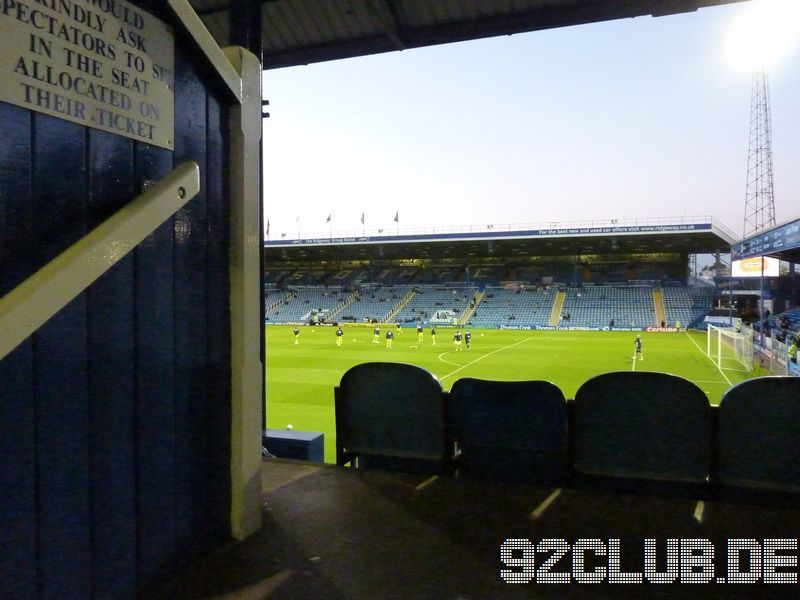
[0,2,232,597]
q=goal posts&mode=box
[706,324,754,372]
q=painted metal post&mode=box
[226,46,263,540]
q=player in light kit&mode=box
[372,326,380,344]
[336,326,343,347]
[293,327,300,344]
[396,323,402,335]
[417,324,424,342]
[386,329,394,349]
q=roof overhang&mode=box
[265,219,736,262]
[731,215,800,264]
[189,0,745,69]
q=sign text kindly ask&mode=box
[1,0,174,149]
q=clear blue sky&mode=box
[261,2,800,241]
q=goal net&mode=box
[706,324,753,372]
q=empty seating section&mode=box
[662,286,714,328]
[393,287,477,324]
[335,362,449,473]
[262,283,717,329]
[265,287,348,322]
[572,372,711,483]
[264,288,290,311]
[561,286,654,328]
[340,286,411,323]
[336,365,800,494]
[467,287,557,328]
[448,378,568,484]
[717,377,800,492]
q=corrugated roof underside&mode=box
[187,1,742,69]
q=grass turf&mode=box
[265,325,766,463]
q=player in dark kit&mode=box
[430,326,436,346]
[633,335,643,360]
[293,327,300,345]
[336,326,343,347]
[386,329,394,349]
[453,331,463,351]
[465,330,471,350]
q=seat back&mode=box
[717,376,800,492]
[573,371,711,483]
[335,362,447,471]
[448,378,568,483]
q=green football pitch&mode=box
[265,325,765,463]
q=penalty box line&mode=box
[684,331,733,387]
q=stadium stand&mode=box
[560,286,656,328]
[717,376,800,493]
[448,378,569,484]
[765,308,800,340]
[571,372,712,484]
[662,285,715,328]
[393,286,477,325]
[338,286,412,323]
[466,286,558,328]
[264,286,350,322]
[334,363,451,473]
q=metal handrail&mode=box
[0,161,200,361]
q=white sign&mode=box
[1,0,174,149]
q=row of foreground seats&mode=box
[334,363,800,496]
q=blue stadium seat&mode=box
[334,362,452,473]
[572,372,712,484]
[448,378,569,484]
[717,376,800,493]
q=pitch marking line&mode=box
[439,337,535,381]
[415,475,439,492]
[530,489,562,520]
[437,351,462,367]
[631,354,637,371]
[684,331,732,386]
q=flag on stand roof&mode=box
[361,212,365,224]
[394,211,399,223]
[326,214,332,223]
